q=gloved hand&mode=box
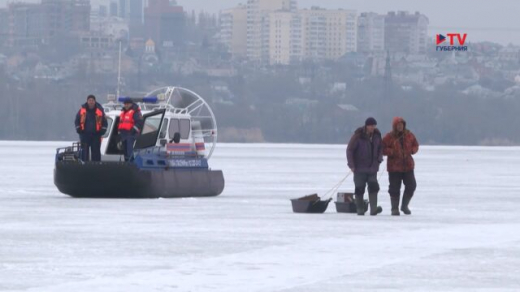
[76,128,83,134]
[100,129,107,136]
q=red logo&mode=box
[436,33,468,52]
[437,33,467,46]
[448,33,467,45]
[436,34,446,45]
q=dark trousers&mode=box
[80,134,102,162]
[388,171,417,198]
[353,172,380,196]
[120,132,136,162]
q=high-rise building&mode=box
[266,11,293,65]
[384,11,429,55]
[357,12,385,53]
[297,8,357,61]
[6,0,90,47]
[118,0,127,18]
[289,12,303,62]
[110,1,118,17]
[0,8,8,47]
[128,0,143,22]
[220,5,247,58]
[246,0,297,62]
[117,0,144,37]
[6,3,43,47]
[128,0,143,37]
[239,2,357,64]
[221,2,375,65]
[41,0,90,38]
[144,0,185,47]
[99,5,108,18]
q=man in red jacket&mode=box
[382,117,419,216]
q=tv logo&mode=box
[436,33,468,51]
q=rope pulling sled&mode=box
[290,172,351,214]
[290,168,385,214]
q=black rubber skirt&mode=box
[54,161,225,198]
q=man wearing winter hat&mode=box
[118,98,143,162]
[74,95,108,161]
[346,117,383,215]
[382,117,419,215]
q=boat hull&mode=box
[54,161,225,198]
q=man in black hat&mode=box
[74,95,108,161]
[118,98,143,162]
[346,117,383,215]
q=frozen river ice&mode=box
[1,141,520,291]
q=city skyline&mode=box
[182,0,519,45]
[0,1,519,145]
[0,0,518,45]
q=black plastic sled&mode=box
[290,194,332,213]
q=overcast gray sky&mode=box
[2,0,519,44]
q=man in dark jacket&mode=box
[383,117,419,216]
[346,117,383,215]
[74,95,108,161]
[118,99,143,162]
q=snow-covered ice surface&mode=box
[1,141,520,291]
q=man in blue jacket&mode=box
[346,117,383,215]
[74,95,108,161]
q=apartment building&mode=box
[358,12,385,53]
[385,11,429,55]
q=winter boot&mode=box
[368,193,383,216]
[355,194,365,215]
[391,196,400,216]
[401,194,413,215]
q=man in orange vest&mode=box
[118,98,143,162]
[74,95,108,161]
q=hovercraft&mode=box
[54,87,225,198]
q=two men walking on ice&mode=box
[347,117,419,216]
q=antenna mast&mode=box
[117,41,122,98]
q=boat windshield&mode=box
[142,117,161,135]
[145,117,169,139]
